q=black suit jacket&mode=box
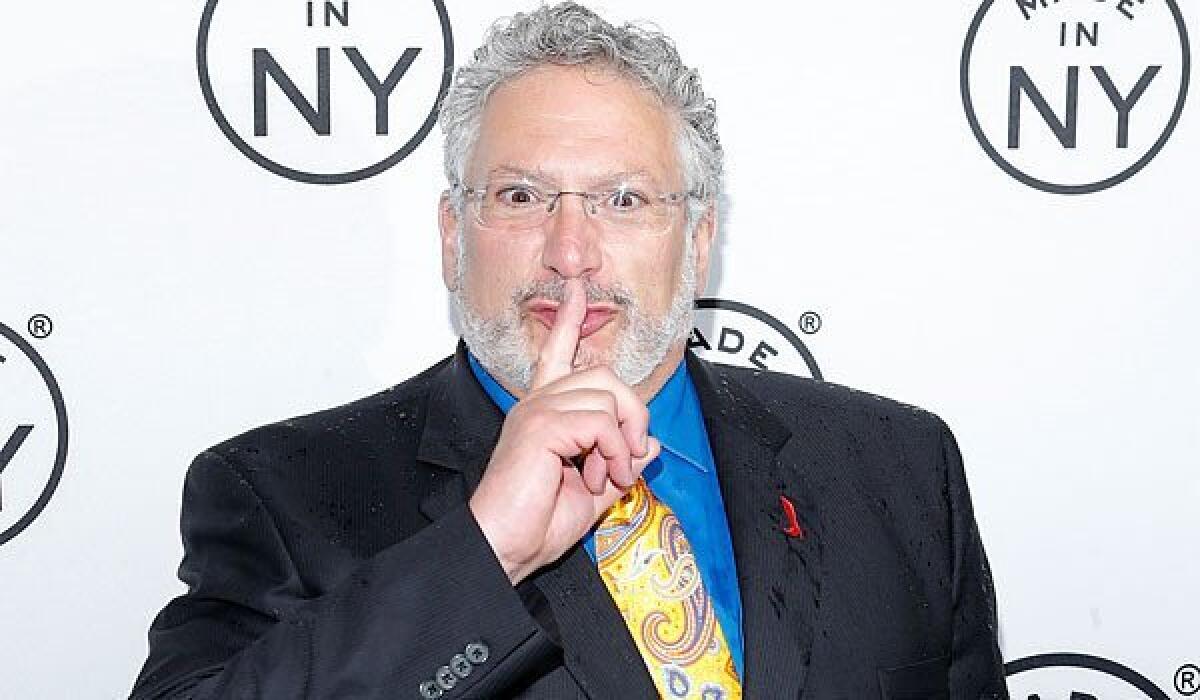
[132,345,1009,699]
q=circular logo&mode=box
[198,0,454,184]
[690,298,823,380]
[1005,653,1169,700]
[0,322,68,547]
[962,0,1190,194]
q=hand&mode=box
[468,278,661,585]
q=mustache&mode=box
[513,279,634,307]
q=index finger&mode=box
[531,277,586,390]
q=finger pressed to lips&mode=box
[528,303,618,339]
[526,277,651,496]
[531,278,588,388]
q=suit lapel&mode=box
[414,343,658,698]
[415,345,501,522]
[688,354,822,699]
[528,543,659,698]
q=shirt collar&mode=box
[466,351,710,473]
[467,352,518,414]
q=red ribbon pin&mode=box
[779,495,805,539]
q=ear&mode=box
[691,202,717,296]
[439,191,461,291]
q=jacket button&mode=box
[418,680,443,699]
[465,641,489,664]
[435,665,457,691]
[450,653,473,678]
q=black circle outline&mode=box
[694,298,823,381]
[961,0,1191,194]
[1004,652,1169,700]
[1177,663,1200,696]
[197,0,454,185]
[0,322,69,547]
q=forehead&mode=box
[468,63,681,186]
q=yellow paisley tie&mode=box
[595,478,742,700]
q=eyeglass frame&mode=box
[449,179,704,234]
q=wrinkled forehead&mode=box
[466,64,684,190]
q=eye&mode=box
[607,188,648,210]
[494,185,542,207]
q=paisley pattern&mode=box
[597,479,742,699]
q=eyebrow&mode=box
[486,165,660,187]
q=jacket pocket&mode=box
[878,655,950,700]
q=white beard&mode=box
[453,232,697,392]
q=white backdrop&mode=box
[1,0,1197,697]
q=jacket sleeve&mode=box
[937,419,1010,700]
[130,450,558,700]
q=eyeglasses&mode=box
[453,179,698,235]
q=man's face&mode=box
[440,63,714,393]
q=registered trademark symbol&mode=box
[798,312,822,335]
[1177,664,1200,695]
[27,315,52,339]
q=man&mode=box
[132,3,1008,698]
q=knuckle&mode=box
[584,408,615,429]
[600,390,618,415]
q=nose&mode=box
[540,192,602,280]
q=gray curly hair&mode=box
[437,1,722,227]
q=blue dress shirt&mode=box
[467,353,744,678]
